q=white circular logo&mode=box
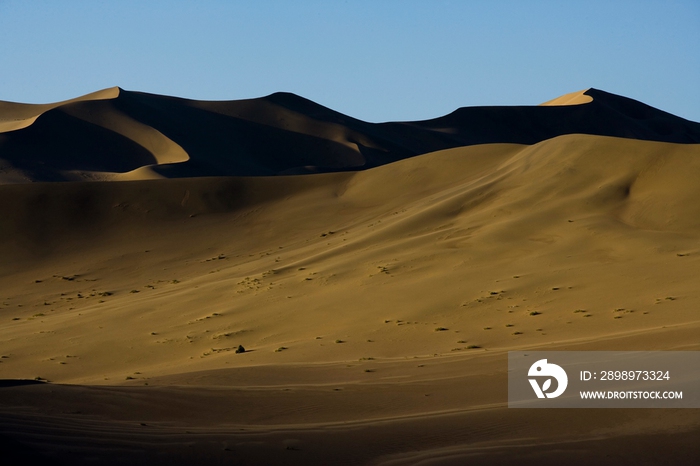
[528,359,568,398]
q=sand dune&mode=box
[1,87,699,182]
[1,89,700,464]
[0,87,119,133]
[539,88,593,106]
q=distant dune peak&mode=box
[0,86,121,134]
[78,86,121,101]
[261,91,360,123]
[539,89,593,106]
[0,86,120,108]
[59,86,120,100]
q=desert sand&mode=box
[1,88,699,465]
[539,89,593,106]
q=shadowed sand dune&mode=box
[1,89,699,464]
[1,87,699,181]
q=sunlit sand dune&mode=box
[0,87,120,133]
[539,88,593,106]
[1,89,699,465]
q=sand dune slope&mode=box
[540,88,593,106]
[1,134,699,464]
[0,87,119,133]
[1,87,699,182]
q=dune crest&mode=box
[0,86,120,133]
[539,88,593,106]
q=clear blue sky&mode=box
[1,1,698,122]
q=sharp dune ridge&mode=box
[1,87,699,182]
[1,89,699,465]
[0,87,120,134]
